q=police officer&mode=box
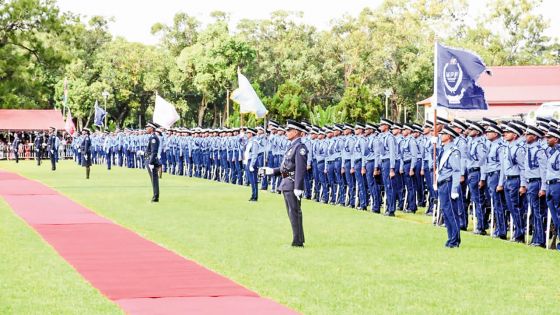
[81,128,92,179]
[525,125,547,247]
[47,127,57,170]
[34,131,43,166]
[261,120,308,247]
[437,125,462,248]
[12,132,21,163]
[145,122,161,202]
[544,128,560,249]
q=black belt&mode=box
[382,158,390,162]
[403,160,412,164]
[527,178,541,183]
[468,167,480,173]
[506,175,520,180]
[437,177,451,185]
[487,170,499,177]
[547,179,559,185]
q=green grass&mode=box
[0,198,122,314]
[1,160,559,314]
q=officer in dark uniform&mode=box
[261,120,308,247]
[47,127,57,170]
[81,128,92,179]
[145,121,161,202]
[12,133,21,163]
[34,132,43,166]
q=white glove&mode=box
[294,189,304,200]
[148,164,154,171]
[50,150,54,154]
[451,192,459,200]
[249,166,255,172]
[262,167,274,175]
[430,136,438,144]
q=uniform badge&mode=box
[151,139,156,144]
[300,148,306,155]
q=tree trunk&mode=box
[197,96,207,127]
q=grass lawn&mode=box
[1,160,559,314]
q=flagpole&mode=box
[432,37,438,190]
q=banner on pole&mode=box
[436,43,491,110]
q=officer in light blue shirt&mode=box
[341,124,356,207]
[352,123,368,210]
[524,126,548,247]
[365,123,382,212]
[499,122,526,242]
[465,121,489,234]
[377,119,397,216]
[544,128,560,249]
[437,125,462,248]
[481,123,507,239]
[400,124,418,213]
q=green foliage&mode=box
[1,0,559,126]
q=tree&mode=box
[176,12,255,126]
[0,0,70,108]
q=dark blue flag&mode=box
[436,43,490,110]
[94,101,106,127]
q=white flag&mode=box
[231,72,268,118]
[153,95,180,128]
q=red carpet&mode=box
[0,170,298,314]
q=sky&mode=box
[56,0,560,45]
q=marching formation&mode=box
[67,116,560,249]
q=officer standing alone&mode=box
[262,120,308,247]
[145,122,161,202]
[81,128,92,179]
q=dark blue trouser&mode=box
[317,160,326,202]
[106,148,113,170]
[366,160,381,212]
[546,182,560,239]
[312,160,320,200]
[504,177,525,239]
[381,159,396,213]
[246,159,258,200]
[335,159,345,205]
[326,160,337,203]
[343,160,355,206]
[528,179,546,245]
[414,160,425,206]
[354,160,367,209]
[395,160,404,209]
[487,171,507,237]
[402,160,417,211]
[424,166,436,213]
[438,180,461,247]
[467,170,486,231]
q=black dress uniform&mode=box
[48,128,57,170]
[271,124,308,247]
[145,122,161,202]
[81,129,92,179]
[34,133,43,166]
[12,135,21,163]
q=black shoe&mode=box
[384,212,395,217]
[291,243,304,247]
[460,227,467,231]
[530,243,545,248]
[473,230,487,235]
[248,198,257,202]
[151,198,159,203]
